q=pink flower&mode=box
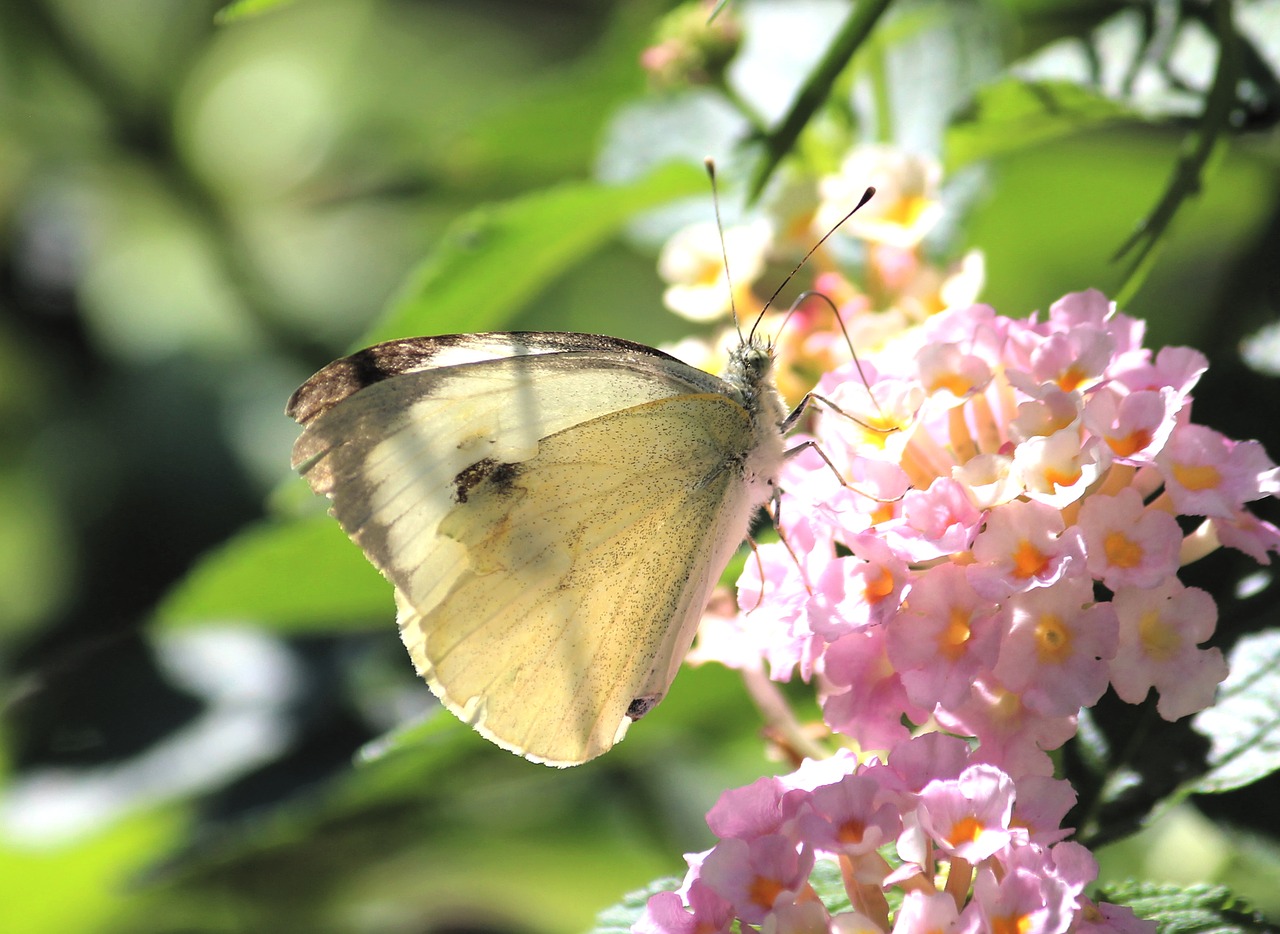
[1011,775,1077,846]
[1076,488,1182,591]
[700,835,816,924]
[1110,578,1228,720]
[892,891,961,934]
[635,881,735,934]
[706,775,798,840]
[822,628,927,750]
[917,764,1021,862]
[808,535,910,638]
[993,577,1119,717]
[937,676,1078,778]
[1156,423,1280,518]
[1082,387,1179,465]
[795,773,901,856]
[969,500,1085,600]
[888,563,1003,708]
[961,853,1074,934]
[884,478,983,562]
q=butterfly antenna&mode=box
[749,185,876,344]
[785,288,890,425]
[705,158,745,343]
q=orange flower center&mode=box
[940,609,973,661]
[1012,540,1049,579]
[1107,428,1152,457]
[1104,530,1144,569]
[748,875,785,910]
[838,817,867,845]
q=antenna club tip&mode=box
[704,156,717,177]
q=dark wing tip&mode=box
[285,338,446,425]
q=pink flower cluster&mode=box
[649,290,1280,931]
[637,735,1151,934]
[725,290,1279,769]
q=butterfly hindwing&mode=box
[398,392,762,764]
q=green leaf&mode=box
[591,876,682,934]
[1191,629,1280,794]
[154,514,390,632]
[214,0,298,23]
[1102,881,1271,933]
[367,162,705,344]
[0,808,187,934]
[947,78,1136,168]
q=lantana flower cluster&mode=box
[640,147,1280,932]
[638,735,1149,934]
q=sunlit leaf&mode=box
[947,77,1135,167]
[1192,629,1280,794]
[154,515,389,632]
[214,0,298,24]
[0,809,186,934]
[368,162,704,343]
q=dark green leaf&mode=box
[367,162,705,343]
[154,515,389,632]
[1102,881,1271,933]
[1192,630,1280,794]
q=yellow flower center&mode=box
[1172,462,1222,492]
[1035,614,1072,662]
[1104,530,1144,569]
[1138,608,1182,661]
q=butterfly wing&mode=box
[288,334,764,765]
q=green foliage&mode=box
[1192,631,1280,795]
[215,0,298,24]
[370,164,705,344]
[1103,882,1269,933]
[155,515,389,632]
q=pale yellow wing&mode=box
[395,392,761,765]
[289,342,765,765]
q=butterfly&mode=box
[287,329,791,766]
[286,183,875,766]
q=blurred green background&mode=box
[1,0,1279,931]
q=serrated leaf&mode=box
[367,162,704,344]
[947,77,1136,167]
[590,876,683,934]
[1101,881,1271,933]
[154,515,390,632]
[1191,630,1280,794]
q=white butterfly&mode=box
[287,329,792,766]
